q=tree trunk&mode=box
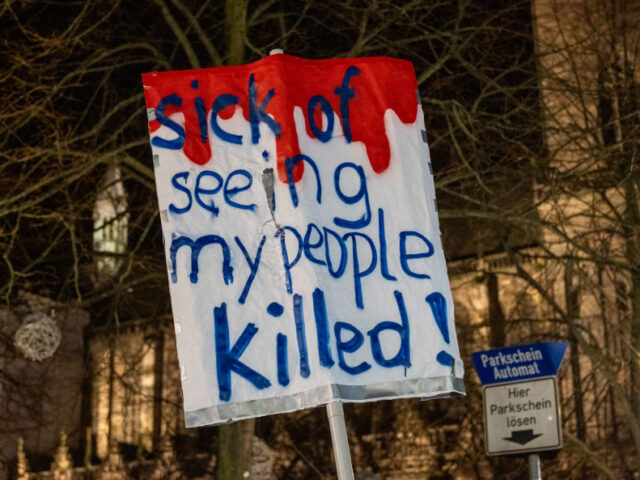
[564,264,586,441]
[216,6,256,477]
[487,273,506,348]
[225,0,248,66]
[487,273,511,477]
[625,182,640,421]
[215,419,255,480]
[152,330,165,450]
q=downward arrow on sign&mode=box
[503,429,542,445]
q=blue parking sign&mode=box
[472,342,568,385]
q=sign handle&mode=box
[528,454,542,480]
[326,401,355,480]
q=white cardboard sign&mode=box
[142,55,464,427]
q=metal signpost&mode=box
[472,342,568,480]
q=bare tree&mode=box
[10,0,635,479]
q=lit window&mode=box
[93,165,128,281]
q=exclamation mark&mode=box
[425,292,454,367]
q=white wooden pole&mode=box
[528,454,542,480]
[326,401,355,480]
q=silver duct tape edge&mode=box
[184,375,465,428]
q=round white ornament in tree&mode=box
[14,311,62,362]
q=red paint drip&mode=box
[142,55,418,182]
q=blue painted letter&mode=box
[235,235,266,304]
[307,95,334,142]
[334,322,370,375]
[152,94,185,150]
[344,232,377,309]
[276,226,302,294]
[169,172,192,214]
[368,290,411,369]
[249,74,281,143]
[277,333,289,386]
[333,162,371,229]
[285,154,322,208]
[211,94,242,144]
[378,208,397,281]
[312,288,335,368]
[224,169,256,211]
[399,231,434,279]
[169,235,233,285]
[293,294,310,378]
[334,66,360,143]
[214,303,271,401]
[324,227,347,278]
[303,223,326,266]
[195,171,223,216]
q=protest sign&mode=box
[142,54,464,427]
